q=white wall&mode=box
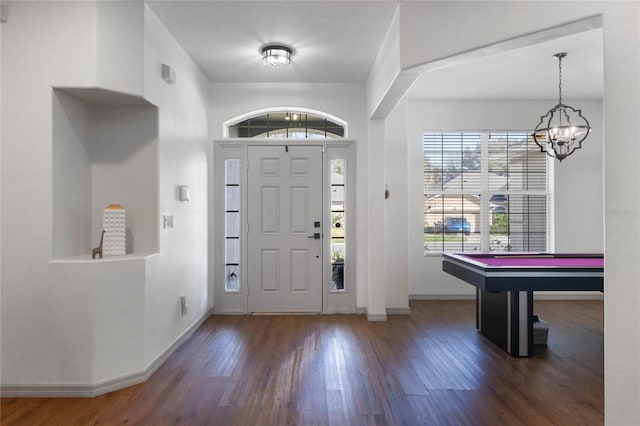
[91,258,146,383]
[1,2,210,391]
[142,5,210,368]
[52,91,93,258]
[384,97,409,310]
[1,1,100,387]
[89,105,159,255]
[553,105,604,253]
[600,6,640,422]
[406,100,604,296]
[96,1,144,95]
[367,5,400,117]
[209,83,369,308]
[0,9,3,384]
[366,118,385,318]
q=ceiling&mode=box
[409,28,604,101]
[148,1,603,101]
[147,1,398,83]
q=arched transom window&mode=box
[227,109,346,139]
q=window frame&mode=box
[423,131,554,255]
[224,108,348,139]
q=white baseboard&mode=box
[409,293,603,301]
[410,294,475,300]
[213,308,246,315]
[366,311,387,321]
[358,307,408,319]
[1,309,212,398]
[534,292,604,300]
[386,307,410,315]
[0,370,151,398]
[214,308,363,315]
[324,309,358,314]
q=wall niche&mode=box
[52,87,159,259]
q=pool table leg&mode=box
[477,289,534,357]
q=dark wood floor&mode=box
[1,300,603,425]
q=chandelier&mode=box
[532,52,591,161]
[261,44,292,68]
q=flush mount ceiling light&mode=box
[261,44,292,68]
[532,52,591,162]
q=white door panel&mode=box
[247,145,323,312]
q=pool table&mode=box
[442,253,604,357]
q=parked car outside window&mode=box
[434,217,471,235]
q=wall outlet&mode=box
[163,214,174,229]
[180,295,188,316]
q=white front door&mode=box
[247,145,323,313]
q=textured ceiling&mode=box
[148,1,603,100]
[147,1,398,83]
[408,28,603,101]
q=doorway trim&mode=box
[213,139,356,315]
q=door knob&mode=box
[308,233,321,239]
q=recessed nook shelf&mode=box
[52,87,159,260]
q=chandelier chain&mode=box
[558,54,563,104]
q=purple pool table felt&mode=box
[461,255,603,268]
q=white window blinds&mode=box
[424,132,549,253]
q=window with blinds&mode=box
[424,132,549,253]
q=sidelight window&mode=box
[224,158,241,292]
[330,158,346,290]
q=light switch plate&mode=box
[179,185,190,201]
[163,215,174,229]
